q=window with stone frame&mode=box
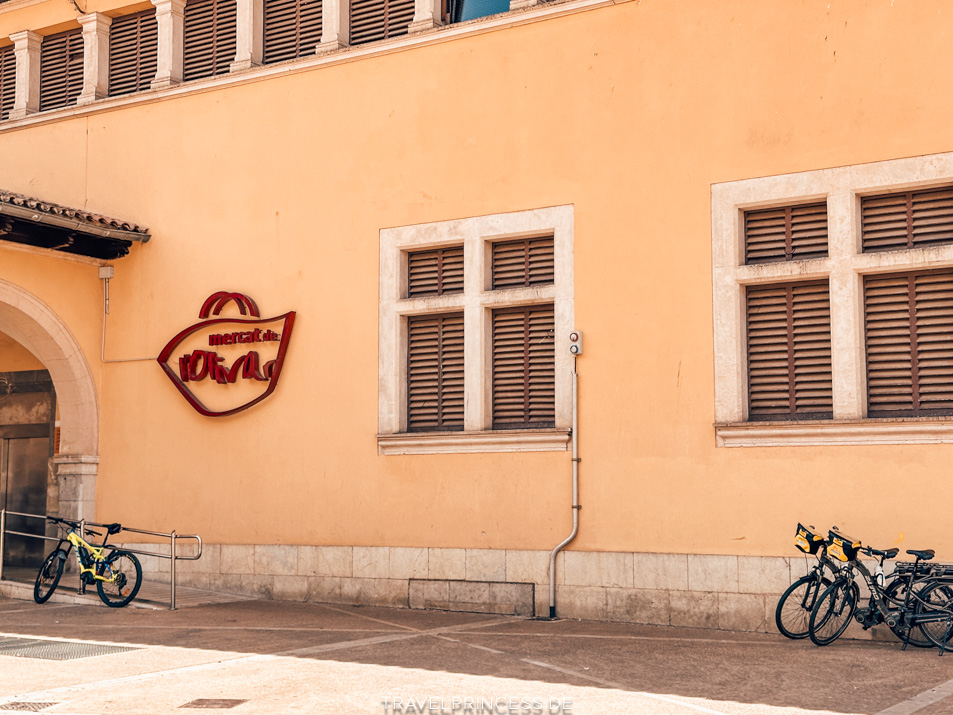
[712,155,953,447]
[379,207,573,455]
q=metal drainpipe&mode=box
[548,357,579,619]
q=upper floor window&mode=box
[184,0,237,81]
[263,0,323,64]
[109,10,159,97]
[448,0,509,23]
[350,0,414,45]
[40,28,83,112]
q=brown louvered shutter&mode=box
[40,29,84,112]
[263,0,322,63]
[491,237,555,289]
[350,0,414,45]
[862,187,953,252]
[864,270,953,416]
[407,313,464,431]
[109,10,159,96]
[407,246,464,297]
[746,282,833,420]
[744,202,828,264]
[492,305,555,429]
[0,45,14,121]
[184,0,237,81]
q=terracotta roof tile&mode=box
[0,190,150,237]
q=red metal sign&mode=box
[157,292,296,417]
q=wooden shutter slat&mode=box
[407,313,464,432]
[184,0,237,81]
[862,187,953,252]
[744,202,829,264]
[864,269,953,415]
[491,237,555,290]
[40,29,83,112]
[0,45,15,121]
[491,305,555,429]
[350,0,414,45]
[406,246,464,297]
[263,0,322,64]
[110,10,159,96]
[746,281,832,420]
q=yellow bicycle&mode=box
[34,517,142,608]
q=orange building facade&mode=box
[1,0,952,631]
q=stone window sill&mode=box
[377,429,571,455]
[715,418,953,447]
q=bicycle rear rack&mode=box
[0,508,202,610]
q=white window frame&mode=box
[713,152,953,447]
[379,205,574,455]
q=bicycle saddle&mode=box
[869,547,899,559]
[906,549,935,561]
[104,523,122,535]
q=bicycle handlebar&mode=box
[47,516,102,538]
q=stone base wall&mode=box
[119,543,892,638]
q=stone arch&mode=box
[0,278,98,519]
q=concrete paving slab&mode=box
[0,595,951,714]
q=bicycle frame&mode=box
[846,556,953,653]
[53,527,123,590]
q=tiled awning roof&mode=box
[0,190,150,260]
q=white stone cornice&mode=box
[377,429,571,455]
[716,420,953,447]
[152,0,185,89]
[9,30,40,119]
[78,13,112,105]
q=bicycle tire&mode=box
[95,550,142,608]
[33,549,65,604]
[776,574,832,639]
[883,577,933,648]
[809,579,859,646]
[915,580,953,651]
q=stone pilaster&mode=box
[52,454,99,523]
[231,0,263,71]
[408,0,443,33]
[151,0,186,89]
[78,13,112,105]
[9,30,41,120]
[316,0,349,54]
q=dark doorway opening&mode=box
[0,370,55,568]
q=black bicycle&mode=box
[775,523,840,639]
[808,530,953,653]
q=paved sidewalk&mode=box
[1,594,952,715]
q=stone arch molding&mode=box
[0,278,98,519]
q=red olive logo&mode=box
[157,292,296,417]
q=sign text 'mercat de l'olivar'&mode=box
[178,328,283,384]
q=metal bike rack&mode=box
[0,508,202,610]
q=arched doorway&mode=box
[0,279,99,567]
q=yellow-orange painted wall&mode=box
[0,0,951,556]
[0,330,43,371]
